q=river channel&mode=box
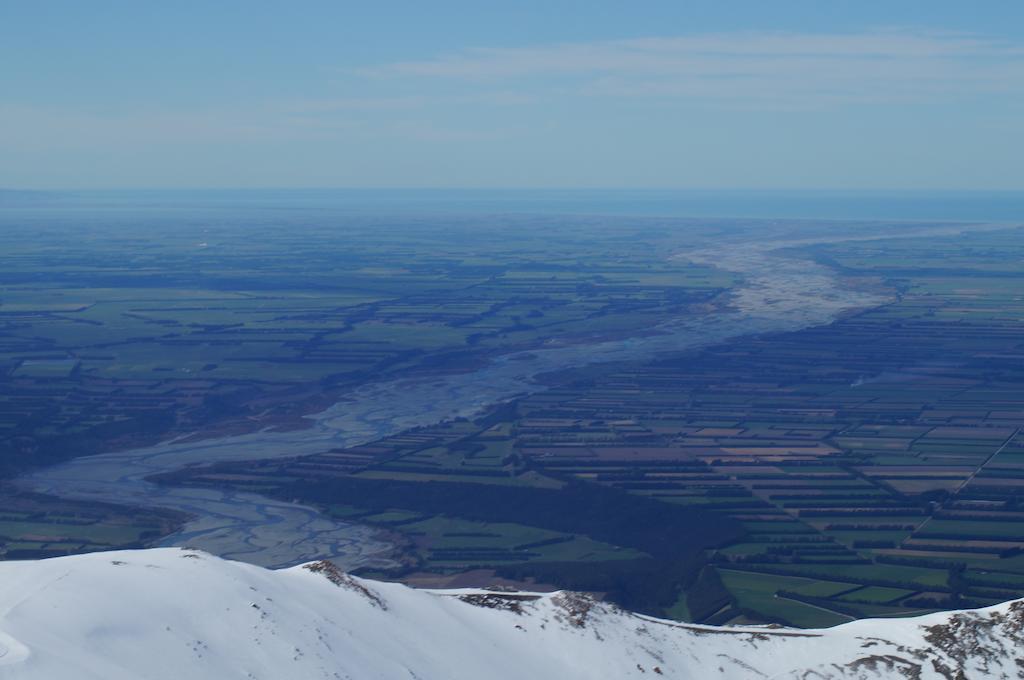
[20,225,976,569]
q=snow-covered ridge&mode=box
[0,549,1020,679]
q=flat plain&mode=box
[4,209,1024,626]
[162,225,1024,624]
[0,213,736,560]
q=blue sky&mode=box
[3,1,1024,190]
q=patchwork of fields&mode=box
[0,214,744,560]
[4,211,1024,626]
[164,226,1024,625]
[0,214,733,476]
[0,490,182,559]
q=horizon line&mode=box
[5,186,1024,194]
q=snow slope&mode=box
[0,548,1020,679]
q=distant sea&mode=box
[0,188,1021,223]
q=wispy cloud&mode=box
[0,102,506,153]
[0,105,337,150]
[282,91,534,114]
[356,30,1024,108]
[5,29,1023,158]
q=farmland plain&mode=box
[156,224,1024,623]
[3,197,1024,625]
